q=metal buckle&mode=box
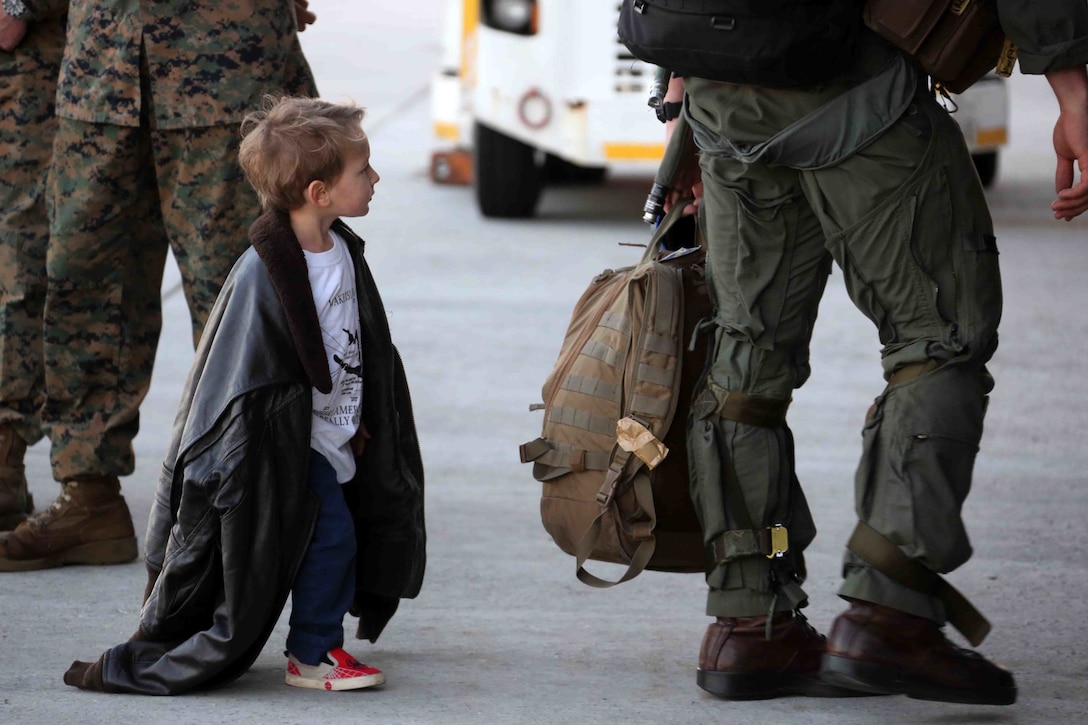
[596,469,622,506]
[996,38,1018,78]
[765,524,789,559]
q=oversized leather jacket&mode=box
[66,212,425,695]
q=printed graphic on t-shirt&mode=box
[306,230,364,483]
[315,293,362,429]
[334,328,362,379]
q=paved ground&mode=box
[2,4,1087,724]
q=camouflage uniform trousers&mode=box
[0,17,65,448]
[43,116,261,483]
[685,77,1001,624]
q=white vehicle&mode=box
[430,0,663,218]
[430,0,1007,218]
[948,73,1009,188]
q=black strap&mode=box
[656,101,683,124]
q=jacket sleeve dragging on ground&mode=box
[66,386,317,695]
[62,250,320,695]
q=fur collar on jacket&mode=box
[248,210,336,394]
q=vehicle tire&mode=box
[972,152,998,188]
[543,154,607,185]
[474,122,542,218]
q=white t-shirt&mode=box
[303,230,363,483]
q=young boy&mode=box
[62,97,426,695]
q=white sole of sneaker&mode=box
[285,671,386,691]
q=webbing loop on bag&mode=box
[599,310,631,334]
[519,437,547,464]
[518,437,610,472]
[548,405,615,437]
[561,374,619,403]
[594,448,632,507]
[847,521,991,646]
[577,462,659,589]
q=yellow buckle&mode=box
[996,39,1018,78]
[765,524,789,559]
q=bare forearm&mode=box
[1048,66,1088,111]
[1045,65,1088,220]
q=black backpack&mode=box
[618,0,864,89]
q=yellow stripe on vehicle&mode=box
[603,143,665,161]
[976,128,1008,147]
[461,0,479,80]
[434,122,460,141]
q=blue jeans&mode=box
[287,451,357,665]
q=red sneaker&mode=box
[285,648,386,691]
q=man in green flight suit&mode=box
[0,0,319,572]
[651,0,1088,706]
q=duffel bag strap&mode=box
[573,449,659,588]
[640,196,694,264]
[518,437,611,473]
[519,437,550,464]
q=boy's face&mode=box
[326,133,379,218]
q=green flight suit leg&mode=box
[687,75,1001,623]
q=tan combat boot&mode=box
[0,424,34,531]
[0,475,137,572]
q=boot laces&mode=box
[28,487,77,529]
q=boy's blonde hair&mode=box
[239,96,368,212]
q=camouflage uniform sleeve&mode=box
[55,0,314,129]
[142,0,317,129]
[997,0,1088,74]
[54,0,143,126]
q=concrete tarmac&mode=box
[2,4,1087,723]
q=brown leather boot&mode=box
[697,611,864,699]
[821,600,1016,705]
[0,476,137,572]
[0,424,34,531]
